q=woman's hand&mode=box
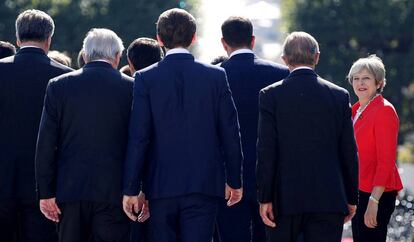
[364,200,378,228]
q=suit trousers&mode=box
[57,201,130,242]
[130,221,148,242]
[148,193,220,242]
[215,197,265,242]
[352,190,397,242]
[265,212,344,242]
[0,199,58,242]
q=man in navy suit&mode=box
[216,16,289,242]
[35,28,141,242]
[0,9,72,242]
[256,32,359,242]
[122,8,243,242]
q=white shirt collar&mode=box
[20,45,43,50]
[90,59,111,64]
[165,48,190,56]
[229,48,254,58]
[291,66,314,72]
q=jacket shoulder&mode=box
[317,77,349,97]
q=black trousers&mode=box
[130,221,148,242]
[58,201,130,242]
[215,197,265,242]
[352,190,397,242]
[265,212,344,242]
[148,194,219,242]
[0,199,57,242]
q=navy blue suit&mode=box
[123,52,243,242]
[0,47,72,242]
[215,53,289,242]
[35,61,134,242]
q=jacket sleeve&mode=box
[372,106,399,188]
[123,72,152,196]
[338,92,359,205]
[35,80,60,199]
[256,88,278,203]
[217,71,243,189]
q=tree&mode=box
[282,0,414,142]
[0,0,195,64]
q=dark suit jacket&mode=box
[0,47,72,201]
[256,68,358,215]
[35,61,134,204]
[220,53,289,199]
[123,53,243,200]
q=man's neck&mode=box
[289,65,314,72]
[19,41,48,52]
[228,48,253,57]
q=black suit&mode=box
[35,61,133,242]
[216,52,288,242]
[0,47,72,242]
[256,69,358,242]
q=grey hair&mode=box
[82,28,124,62]
[347,54,386,93]
[281,31,320,66]
[15,9,55,42]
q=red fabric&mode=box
[352,95,403,193]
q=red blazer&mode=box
[352,95,403,193]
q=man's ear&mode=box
[127,58,136,74]
[281,55,289,66]
[221,38,229,52]
[44,35,52,52]
[82,52,88,64]
[16,39,21,47]
[156,35,164,47]
[250,36,256,49]
[191,33,197,45]
[314,52,320,66]
[113,52,121,69]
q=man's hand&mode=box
[344,204,357,223]
[364,201,378,228]
[123,191,149,222]
[260,202,276,227]
[39,198,61,222]
[137,192,150,222]
[225,183,243,206]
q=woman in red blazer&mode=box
[348,55,403,242]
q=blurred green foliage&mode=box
[281,0,414,142]
[0,0,196,64]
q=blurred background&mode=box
[0,0,413,241]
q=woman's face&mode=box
[352,68,380,104]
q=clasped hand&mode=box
[123,191,149,222]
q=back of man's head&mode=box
[15,9,54,43]
[221,16,253,48]
[82,28,124,63]
[0,41,16,59]
[282,31,319,67]
[156,8,196,49]
[48,50,72,67]
[127,37,163,71]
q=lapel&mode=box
[353,95,383,130]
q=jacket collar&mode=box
[287,68,317,78]
[352,94,383,117]
[83,61,114,69]
[16,47,46,56]
[228,52,255,61]
[162,53,194,61]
